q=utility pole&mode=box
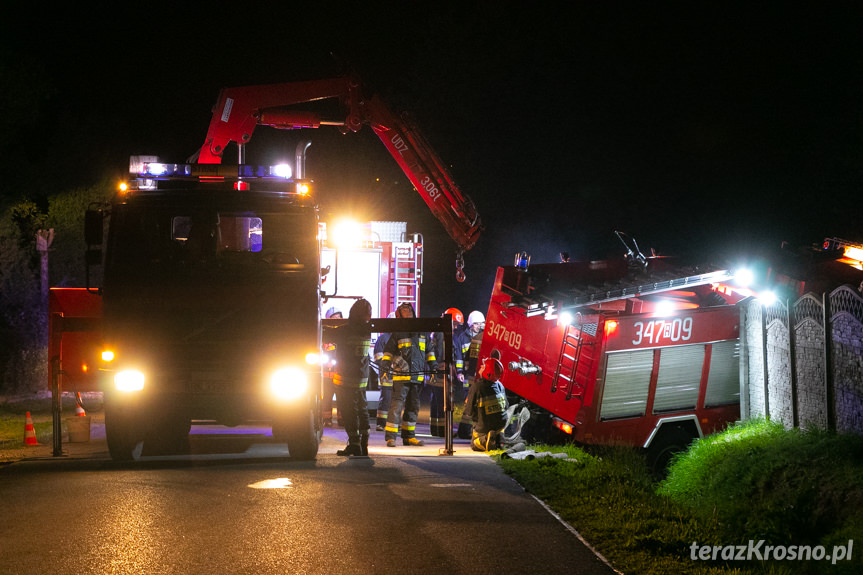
[35,228,54,342]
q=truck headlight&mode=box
[115,370,145,392]
[270,368,308,400]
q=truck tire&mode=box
[646,426,695,476]
[275,409,320,461]
[105,403,142,461]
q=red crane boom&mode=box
[197,75,482,281]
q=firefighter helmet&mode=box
[467,310,485,327]
[479,357,504,381]
[325,307,342,319]
[444,307,464,324]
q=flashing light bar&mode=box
[136,162,295,180]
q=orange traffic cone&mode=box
[74,392,86,416]
[24,411,39,446]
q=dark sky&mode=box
[3,3,862,314]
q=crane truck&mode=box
[76,74,482,461]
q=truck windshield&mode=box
[107,205,317,277]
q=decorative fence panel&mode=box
[740,286,863,434]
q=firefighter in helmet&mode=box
[373,311,396,430]
[426,312,449,437]
[380,302,434,447]
[457,310,485,438]
[463,357,508,452]
[322,307,343,427]
[332,298,373,456]
[444,307,471,403]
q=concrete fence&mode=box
[740,285,863,434]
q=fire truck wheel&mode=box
[104,404,143,461]
[274,409,320,460]
[646,426,694,476]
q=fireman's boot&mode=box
[456,422,473,440]
[360,433,369,456]
[403,437,425,447]
[336,443,362,456]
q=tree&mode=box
[0,182,111,394]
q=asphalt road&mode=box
[0,418,617,575]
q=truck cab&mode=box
[89,161,323,460]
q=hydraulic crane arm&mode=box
[198,75,482,281]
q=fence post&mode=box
[761,302,770,419]
[823,292,836,431]
[787,299,799,428]
[739,301,749,420]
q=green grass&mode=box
[659,418,863,574]
[496,419,863,575]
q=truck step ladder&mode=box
[551,324,585,400]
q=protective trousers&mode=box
[376,380,393,429]
[335,384,370,445]
[384,379,421,441]
[428,378,445,437]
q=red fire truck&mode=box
[67,74,481,461]
[479,244,745,469]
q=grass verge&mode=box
[496,418,863,575]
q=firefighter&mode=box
[322,307,342,427]
[332,299,373,456]
[444,308,471,403]
[374,311,396,430]
[381,302,434,447]
[463,357,508,452]
[427,319,446,437]
[456,310,485,438]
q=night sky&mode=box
[3,3,862,315]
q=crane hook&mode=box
[455,253,466,283]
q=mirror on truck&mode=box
[85,209,103,246]
[84,208,104,293]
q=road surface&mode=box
[0,415,617,574]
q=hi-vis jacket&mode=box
[381,332,435,384]
[332,324,371,388]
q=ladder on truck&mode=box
[551,323,590,400]
[392,242,422,314]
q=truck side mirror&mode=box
[85,210,103,246]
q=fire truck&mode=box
[479,240,746,469]
[74,74,481,461]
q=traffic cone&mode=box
[74,392,86,416]
[24,411,39,446]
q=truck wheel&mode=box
[105,403,142,461]
[275,409,320,460]
[646,426,694,477]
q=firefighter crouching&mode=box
[380,302,433,447]
[463,357,508,452]
[332,299,373,456]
